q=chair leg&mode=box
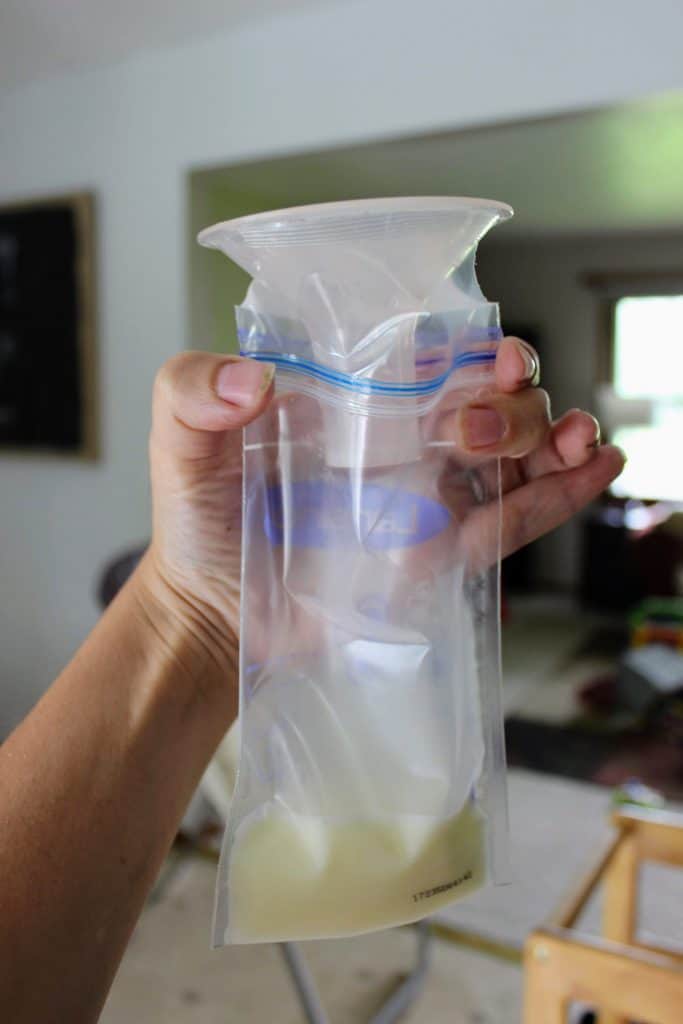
[279,942,330,1024]
[601,835,639,1024]
[523,933,570,1024]
[369,920,432,1024]
[603,835,638,944]
[278,922,433,1024]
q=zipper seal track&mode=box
[238,349,497,396]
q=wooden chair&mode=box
[524,806,683,1023]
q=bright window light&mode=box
[610,295,683,501]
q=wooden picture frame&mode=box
[0,191,97,459]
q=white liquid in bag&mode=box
[227,803,485,942]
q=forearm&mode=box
[0,556,236,1023]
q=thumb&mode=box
[151,352,275,460]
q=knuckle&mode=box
[532,388,551,417]
[557,470,583,519]
[154,352,201,403]
[508,386,544,419]
[497,390,550,458]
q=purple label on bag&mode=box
[264,481,450,550]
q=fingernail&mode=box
[461,405,506,448]
[215,360,275,407]
[587,414,601,448]
[519,344,538,383]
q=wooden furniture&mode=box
[524,806,683,1023]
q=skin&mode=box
[0,339,624,1023]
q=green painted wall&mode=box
[189,185,276,354]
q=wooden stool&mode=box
[523,806,683,1023]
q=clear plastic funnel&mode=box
[198,197,512,466]
[198,196,511,338]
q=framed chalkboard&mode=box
[0,192,96,458]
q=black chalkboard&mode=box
[0,194,96,456]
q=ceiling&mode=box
[0,0,325,93]
[4,3,681,238]
[195,93,683,238]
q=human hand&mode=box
[137,354,275,678]
[441,336,625,567]
[137,340,624,672]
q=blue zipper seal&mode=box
[238,348,497,396]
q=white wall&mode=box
[1,0,683,734]
[478,232,683,588]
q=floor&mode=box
[500,594,595,718]
[101,856,522,1024]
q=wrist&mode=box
[128,551,239,706]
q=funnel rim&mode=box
[198,196,513,248]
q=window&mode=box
[599,294,683,502]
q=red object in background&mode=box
[594,732,683,796]
[578,674,618,715]
[633,624,683,649]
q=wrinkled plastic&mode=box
[198,197,513,945]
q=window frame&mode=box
[584,269,683,433]
[582,270,683,503]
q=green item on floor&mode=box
[611,778,665,810]
[630,597,683,649]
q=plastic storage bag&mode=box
[198,197,512,945]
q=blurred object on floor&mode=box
[506,710,683,800]
[506,717,622,782]
[616,643,683,713]
[630,596,683,649]
[611,778,665,810]
[576,671,618,715]
[504,594,683,799]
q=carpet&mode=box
[504,643,683,801]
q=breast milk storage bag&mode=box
[199,197,512,945]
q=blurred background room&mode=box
[2,2,683,1021]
